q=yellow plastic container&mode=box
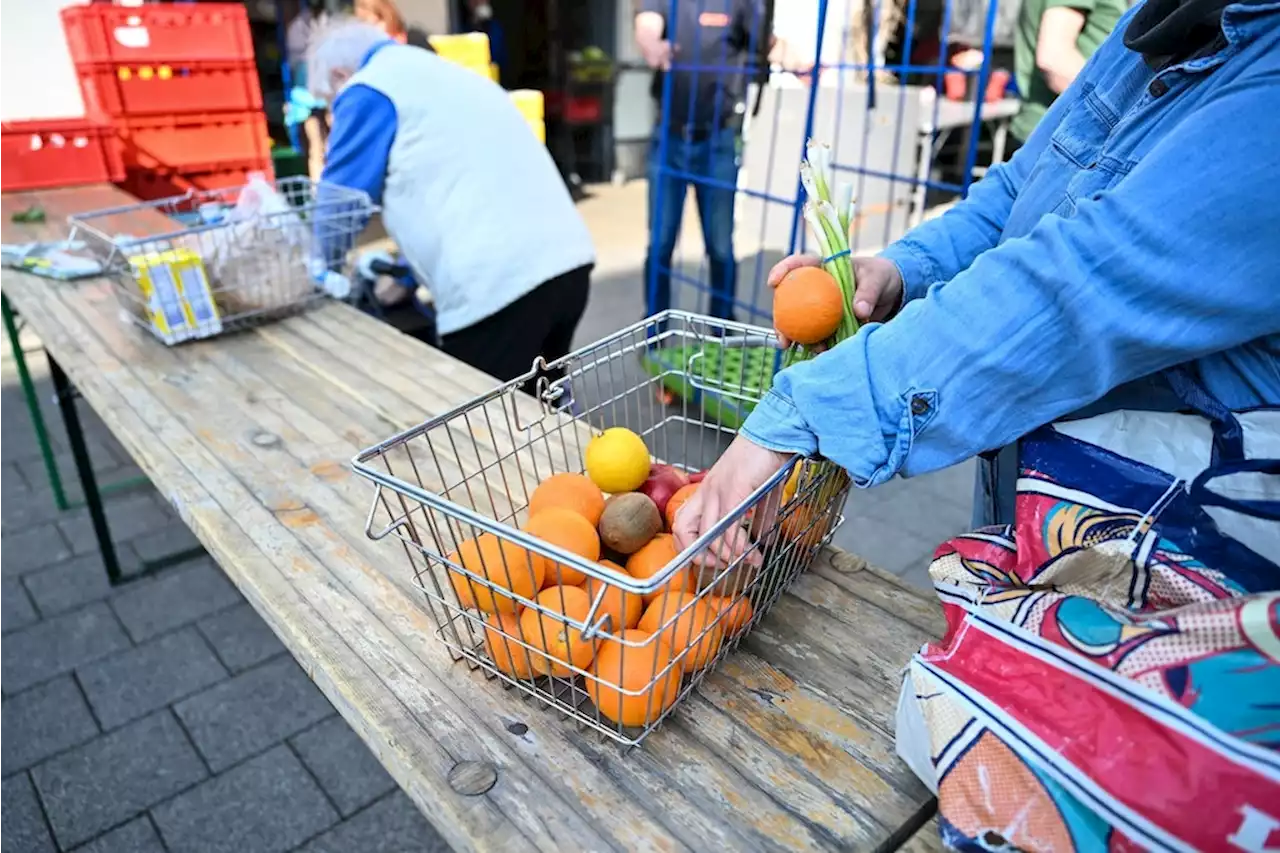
[509,89,544,122]
[528,120,546,144]
[429,33,492,78]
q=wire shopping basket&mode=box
[68,176,377,345]
[353,311,852,747]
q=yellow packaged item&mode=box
[130,251,194,345]
[169,248,223,339]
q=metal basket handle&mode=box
[684,336,777,403]
[364,483,412,541]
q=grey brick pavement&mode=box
[2,332,449,852]
[174,658,335,773]
[3,773,56,853]
[197,603,287,673]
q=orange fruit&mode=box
[781,504,828,548]
[582,561,644,636]
[664,483,699,530]
[707,596,754,636]
[587,629,684,727]
[519,585,598,677]
[482,610,536,679]
[524,508,600,587]
[528,473,605,526]
[625,533,690,602]
[448,534,545,614]
[773,266,844,345]
[638,591,724,673]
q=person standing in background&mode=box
[354,0,434,49]
[635,0,767,322]
[308,20,596,391]
[1009,0,1126,148]
[286,0,334,181]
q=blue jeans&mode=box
[644,130,738,320]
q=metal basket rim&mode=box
[66,177,379,258]
[352,310,822,596]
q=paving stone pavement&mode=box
[1,332,447,852]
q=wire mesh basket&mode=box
[353,311,852,747]
[68,176,376,345]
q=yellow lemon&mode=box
[585,428,651,493]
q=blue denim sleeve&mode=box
[312,84,396,272]
[743,63,1280,486]
[878,71,1084,303]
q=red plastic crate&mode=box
[116,111,272,173]
[78,60,263,118]
[118,160,275,201]
[1,118,124,192]
[564,95,603,124]
[61,3,253,64]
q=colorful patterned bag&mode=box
[895,401,1280,851]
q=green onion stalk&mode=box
[778,141,857,514]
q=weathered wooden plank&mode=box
[698,657,927,824]
[899,817,946,852]
[811,551,946,638]
[9,280,535,852]
[4,184,943,853]
[49,283,657,853]
[67,289,894,853]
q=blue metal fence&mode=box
[643,0,1012,326]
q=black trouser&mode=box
[442,264,591,395]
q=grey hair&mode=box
[306,17,388,101]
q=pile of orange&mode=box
[445,430,767,727]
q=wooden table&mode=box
[2,185,945,853]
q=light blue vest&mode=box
[348,46,595,335]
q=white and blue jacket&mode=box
[320,42,595,336]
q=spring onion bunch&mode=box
[779,142,858,510]
[798,140,859,348]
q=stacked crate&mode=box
[0,0,121,192]
[61,2,272,199]
[429,33,547,145]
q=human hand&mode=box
[672,435,792,570]
[765,254,904,348]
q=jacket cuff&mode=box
[878,241,938,305]
[741,390,819,457]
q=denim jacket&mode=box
[742,1,1280,487]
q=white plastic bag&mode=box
[198,173,316,315]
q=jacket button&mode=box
[1149,78,1169,97]
[910,396,931,416]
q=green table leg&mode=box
[2,293,70,510]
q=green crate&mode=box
[271,146,307,179]
[641,341,779,431]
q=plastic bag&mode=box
[897,409,1280,851]
[198,174,316,315]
